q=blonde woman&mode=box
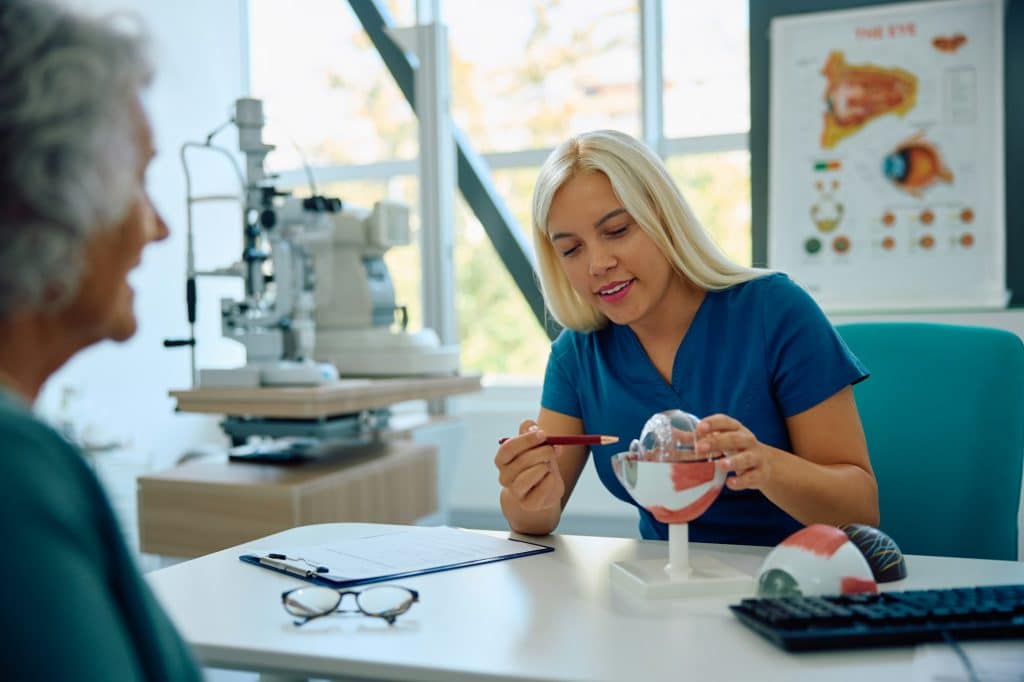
[495,130,878,545]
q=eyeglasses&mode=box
[281,585,419,626]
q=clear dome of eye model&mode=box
[633,409,703,462]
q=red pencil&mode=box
[497,434,620,446]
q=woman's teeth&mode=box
[601,281,630,296]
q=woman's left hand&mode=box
[696,414,776,491]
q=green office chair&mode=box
[836,322,1024,561]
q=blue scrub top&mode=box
[541,273,868,546]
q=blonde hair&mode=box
[531,130,768,331]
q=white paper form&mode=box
[252,526,550,582]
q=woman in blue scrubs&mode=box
[495,130,878,546]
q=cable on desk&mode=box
[942,630,980,682]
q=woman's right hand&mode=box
[495,420,565,512]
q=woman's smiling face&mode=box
[546,171,680,329]
[57,99,168,345]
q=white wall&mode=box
[36,0,249,470]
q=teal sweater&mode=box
[0,391,200,680]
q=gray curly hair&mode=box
[0,0,152,318]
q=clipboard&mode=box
[239,526,554,588]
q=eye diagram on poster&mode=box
[768,0,1005,311]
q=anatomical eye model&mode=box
[610,410,752,598]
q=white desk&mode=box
[147,523,1024,682]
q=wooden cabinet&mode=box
[137,440,437,558]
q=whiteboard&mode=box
[768,0,1005,311]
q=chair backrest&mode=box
[836,322,1024,561]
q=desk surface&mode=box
[147,523,1024,682]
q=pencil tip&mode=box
[601,435,620,444]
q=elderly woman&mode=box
[0,1,200,679]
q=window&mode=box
[662,0,749,138]
[444,0,640,152]
[662,0,751,266]
[666,151,752,267]
[250,0,417,169]
[456,168,549,377]
[442,0,642,376]
[249,0,754,379]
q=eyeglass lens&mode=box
[357,586,416,617]
[283,586,416,621]
[284,587,340,617]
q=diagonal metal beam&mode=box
[349,0,559,339]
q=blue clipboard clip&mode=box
[256,553,330,579]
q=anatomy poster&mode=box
[768,0,1005,311]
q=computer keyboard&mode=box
[729,584,1024,651]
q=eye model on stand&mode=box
[610,409,753,599]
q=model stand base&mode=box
[611,554,753,599]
